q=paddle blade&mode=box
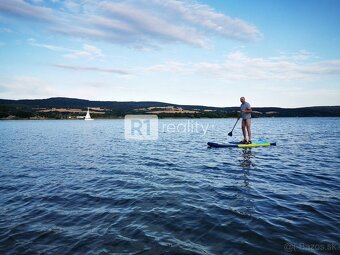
[228,131,232,136]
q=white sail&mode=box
[84,107,94,120]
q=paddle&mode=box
[228,117,240,136]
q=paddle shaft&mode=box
[228,117,240,136]
[231,117,240,132]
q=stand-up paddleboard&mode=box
[207,140,276,148]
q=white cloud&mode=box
[28,0,44,4]
[0,27,12,33]
[0,0,262,48]
[28,38,70,52]
[52,64,131,75]
[28,39,104,59]
[0,76,60,99]
[64,44,104,59]
[0,0,57,23]
[142,51,340,80]
[97,1,210,48]
[143,61,192,74]
[148,0,261,41]
[255,85,340,107]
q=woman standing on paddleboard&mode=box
[240,97,252,144]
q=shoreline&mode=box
[1,116,339,121]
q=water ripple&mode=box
[0,118,339,254]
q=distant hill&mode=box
[0,97,339,119]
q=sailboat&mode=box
[84,107,94,120]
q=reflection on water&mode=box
[243,168,250,188]
[241,148,254,188]
[239,148,254,188]
[240,148,254,169]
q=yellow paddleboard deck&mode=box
[208,141,276,148]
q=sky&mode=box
[0,0,339,107]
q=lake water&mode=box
[0,118,339,254]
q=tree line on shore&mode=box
[0,97,339,119]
